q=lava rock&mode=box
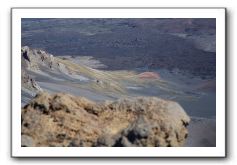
[21,92,190,147]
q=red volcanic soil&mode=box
[195,80,216,92]
[138,72,160,79]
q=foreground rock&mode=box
[21,92,190,147]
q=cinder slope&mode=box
[21,46,179,103]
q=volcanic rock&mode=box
[21,92,190,147]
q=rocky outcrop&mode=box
[21,70,42,92]
[21,46,59,71]
[21,92,190,147]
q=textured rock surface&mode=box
[21,70,42,92]
[21,46,67,72]
[21,92,190,147]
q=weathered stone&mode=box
[21,92,190,147]
[21,135,35,147]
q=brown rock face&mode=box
[21,92,190,147]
